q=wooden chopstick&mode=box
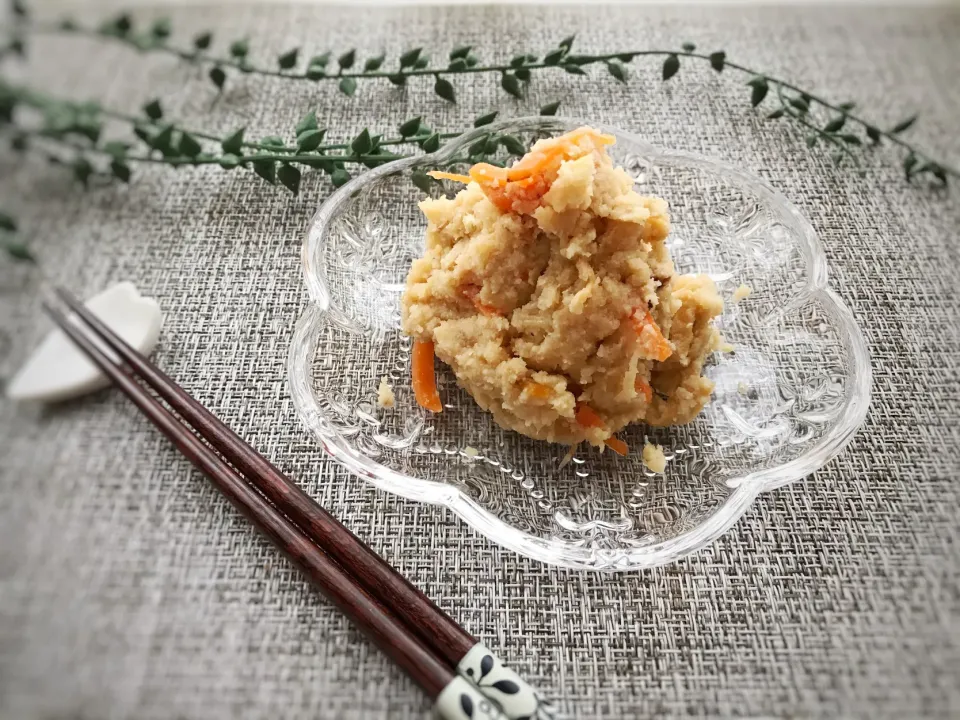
[45,290,548,720]
[41,300,457,697]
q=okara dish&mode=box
[401,128,724,456]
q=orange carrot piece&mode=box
[605,437,629,456]
[523,381,553,401]
[635,377,654,403]
[629,310,673,362]
[411,340,442,413]
[575,404,605,429]
[427,171,471,184]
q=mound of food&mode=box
[401,127,723,454]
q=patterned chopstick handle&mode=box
[437,642,555,720]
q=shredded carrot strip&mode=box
[523,381,553,401]
[411,340,442,413]
[635,378,654,403]
[427,171,471,184]
[605,437,629,456]
[575,404,605,429]
[629,310,673,362]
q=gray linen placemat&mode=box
[1,3,958,718]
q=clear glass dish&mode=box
[289,117,871,571]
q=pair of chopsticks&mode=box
[44,288,552,720]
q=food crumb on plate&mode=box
[719,341,735,353]
[377,377,395,408]
[463,446,479,458]
[738,381,750,395]
[642,442,667,473]
[732,284,752,302]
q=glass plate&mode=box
[289,117,871,571]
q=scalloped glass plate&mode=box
[289,117,870,571]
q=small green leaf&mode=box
[338,49,356,70]
[682,42,696,52]
[891,115,917,134]
[662,54,680,80]
[387,73,406,86]
[789,96,809,113]
[399,47,422,68]
[278,48,299,70]
[450,45,472,60]
[339,77,357,96]
[749,78,769,107]
[297,129,326,152]
[500,135,526,156]
[562,64,586,75]
[278,164,301,195]
[105,13,132,36]
[484,136,500,155]
[474,111,498,127]
[469,136,488,157]
[10,135,28,152]
[306,66,326,81]
[351,128,372,155]
[903,153,917,178]
[931,164,947,187]
[179,132,203,157]
[866,126,882,144]
[218,153,241,169]
[309,52,330,68]
[838,101,856,112]
[501,73,523,98]
[805,135,817,148]
[209,66,226,90]
[72,157,93,187]
[558,35,575,52]
[296,112,318,136]
[221,128,245,154]
[12,0,27,18]
[510,54,526,68]
[3,240,34,263]
[151,125,174,153]
[414,55,430,70]
[110,160,131,182]
[540,101,561,116]
[709,51,725,72]
[465,54,479,67]
[767,108,784,120]
[824,116,846,133]
[515,67,531,81]
[421,132,441,153]
[0,213,16,232]
[607,62,627,83]
[544,48,565,66]
[331,167,350,187]
[193,32,212,50]
[617,53,635,62]
[151,18,172,39]
[399,117,422,137]
[434,76,456,102]
[260,136,285,148]
[447,58,468,72]
[307,53,330,78]
[411,170,437,194]
[229,39,249,59]
[840,134,861,145]
[253,158,277,184]
[143,99,163,120]
[364,54,385,72]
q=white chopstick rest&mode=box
[435,676,506,719]
[455,643,553,719]
[6,282,162,403]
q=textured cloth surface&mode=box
[1,3,959,719]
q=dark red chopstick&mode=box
[41,299,455,700]
[52,288,475,661]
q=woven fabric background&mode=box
[1,3,959,719]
